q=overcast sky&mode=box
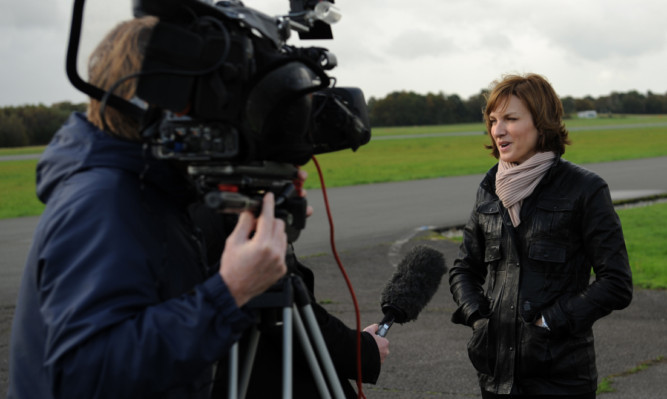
[2,0,666,107]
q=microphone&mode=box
[376,245,447,337]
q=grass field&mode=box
[303,115,667,187]
[368,114,667,137]
[2,116,666,289]
[2,116,667,213]
[306,125,667,188]
[616,201,667,289]
[0,159,41,219]
[0,145,45,156]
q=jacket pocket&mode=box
[467,318,496,376]
[534,197,575,239]
[518,320,592,381]
[478,201,502,242]
[484,241,502,263]
[527,241,567,264]
[517,321,552,378]
[547,334,594,380]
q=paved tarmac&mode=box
[302,232,667,398]
[2,156,667,397]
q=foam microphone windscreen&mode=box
[380,245,447,325]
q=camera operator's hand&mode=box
[363,324,390,364]
[220,192,288,307]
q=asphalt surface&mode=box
[303,233,667,398]
[2,156,667,397]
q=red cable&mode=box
[311,156,366,399]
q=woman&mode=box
[448,73,632,398]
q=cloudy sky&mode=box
[2,0,666,107]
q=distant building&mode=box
[577,110,598,119]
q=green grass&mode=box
[597,356,666,394]
[0,159,44,219]
[303,122,667,188]
[0,146,45,156]
[368,114,667,138]
[307,133,497,187]
[565,127,667,164]
[565,114,667,127]
[596,378,614,394]
[565,113,667,126]
[616,202,667,289]
[371,122,486,137]
[3,120,667,217]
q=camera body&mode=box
[68,0,370,242]
[134,0,370,166]
[134,0,371,242]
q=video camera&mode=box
[66,0,371,242]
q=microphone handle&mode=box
[376,314,394,337]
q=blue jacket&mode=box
[8,113,253,399]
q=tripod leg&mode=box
[227,343,238,399]
[238,327,261,399]
[299,303,347,399]
[231,274,347,398]
[292,304,332,399]
[282,306,293,399]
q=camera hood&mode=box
[245,61,321,164]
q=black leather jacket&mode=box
[449,157,633,395]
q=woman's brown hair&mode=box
[483,73,570,158]
[87,16,158,140]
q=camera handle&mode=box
[225,274,346,399]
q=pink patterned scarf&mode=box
[496,152,556,227]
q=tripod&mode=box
[223,273,346,399]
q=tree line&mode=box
[0,102,86,148]
[2,89,667,148]
[367,89,667,127]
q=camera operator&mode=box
[7,16,288,399]
[190,193,390,399]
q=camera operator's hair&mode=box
[483,73,570,158]
[87,16,158,140]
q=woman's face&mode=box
[488,95,539,164]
